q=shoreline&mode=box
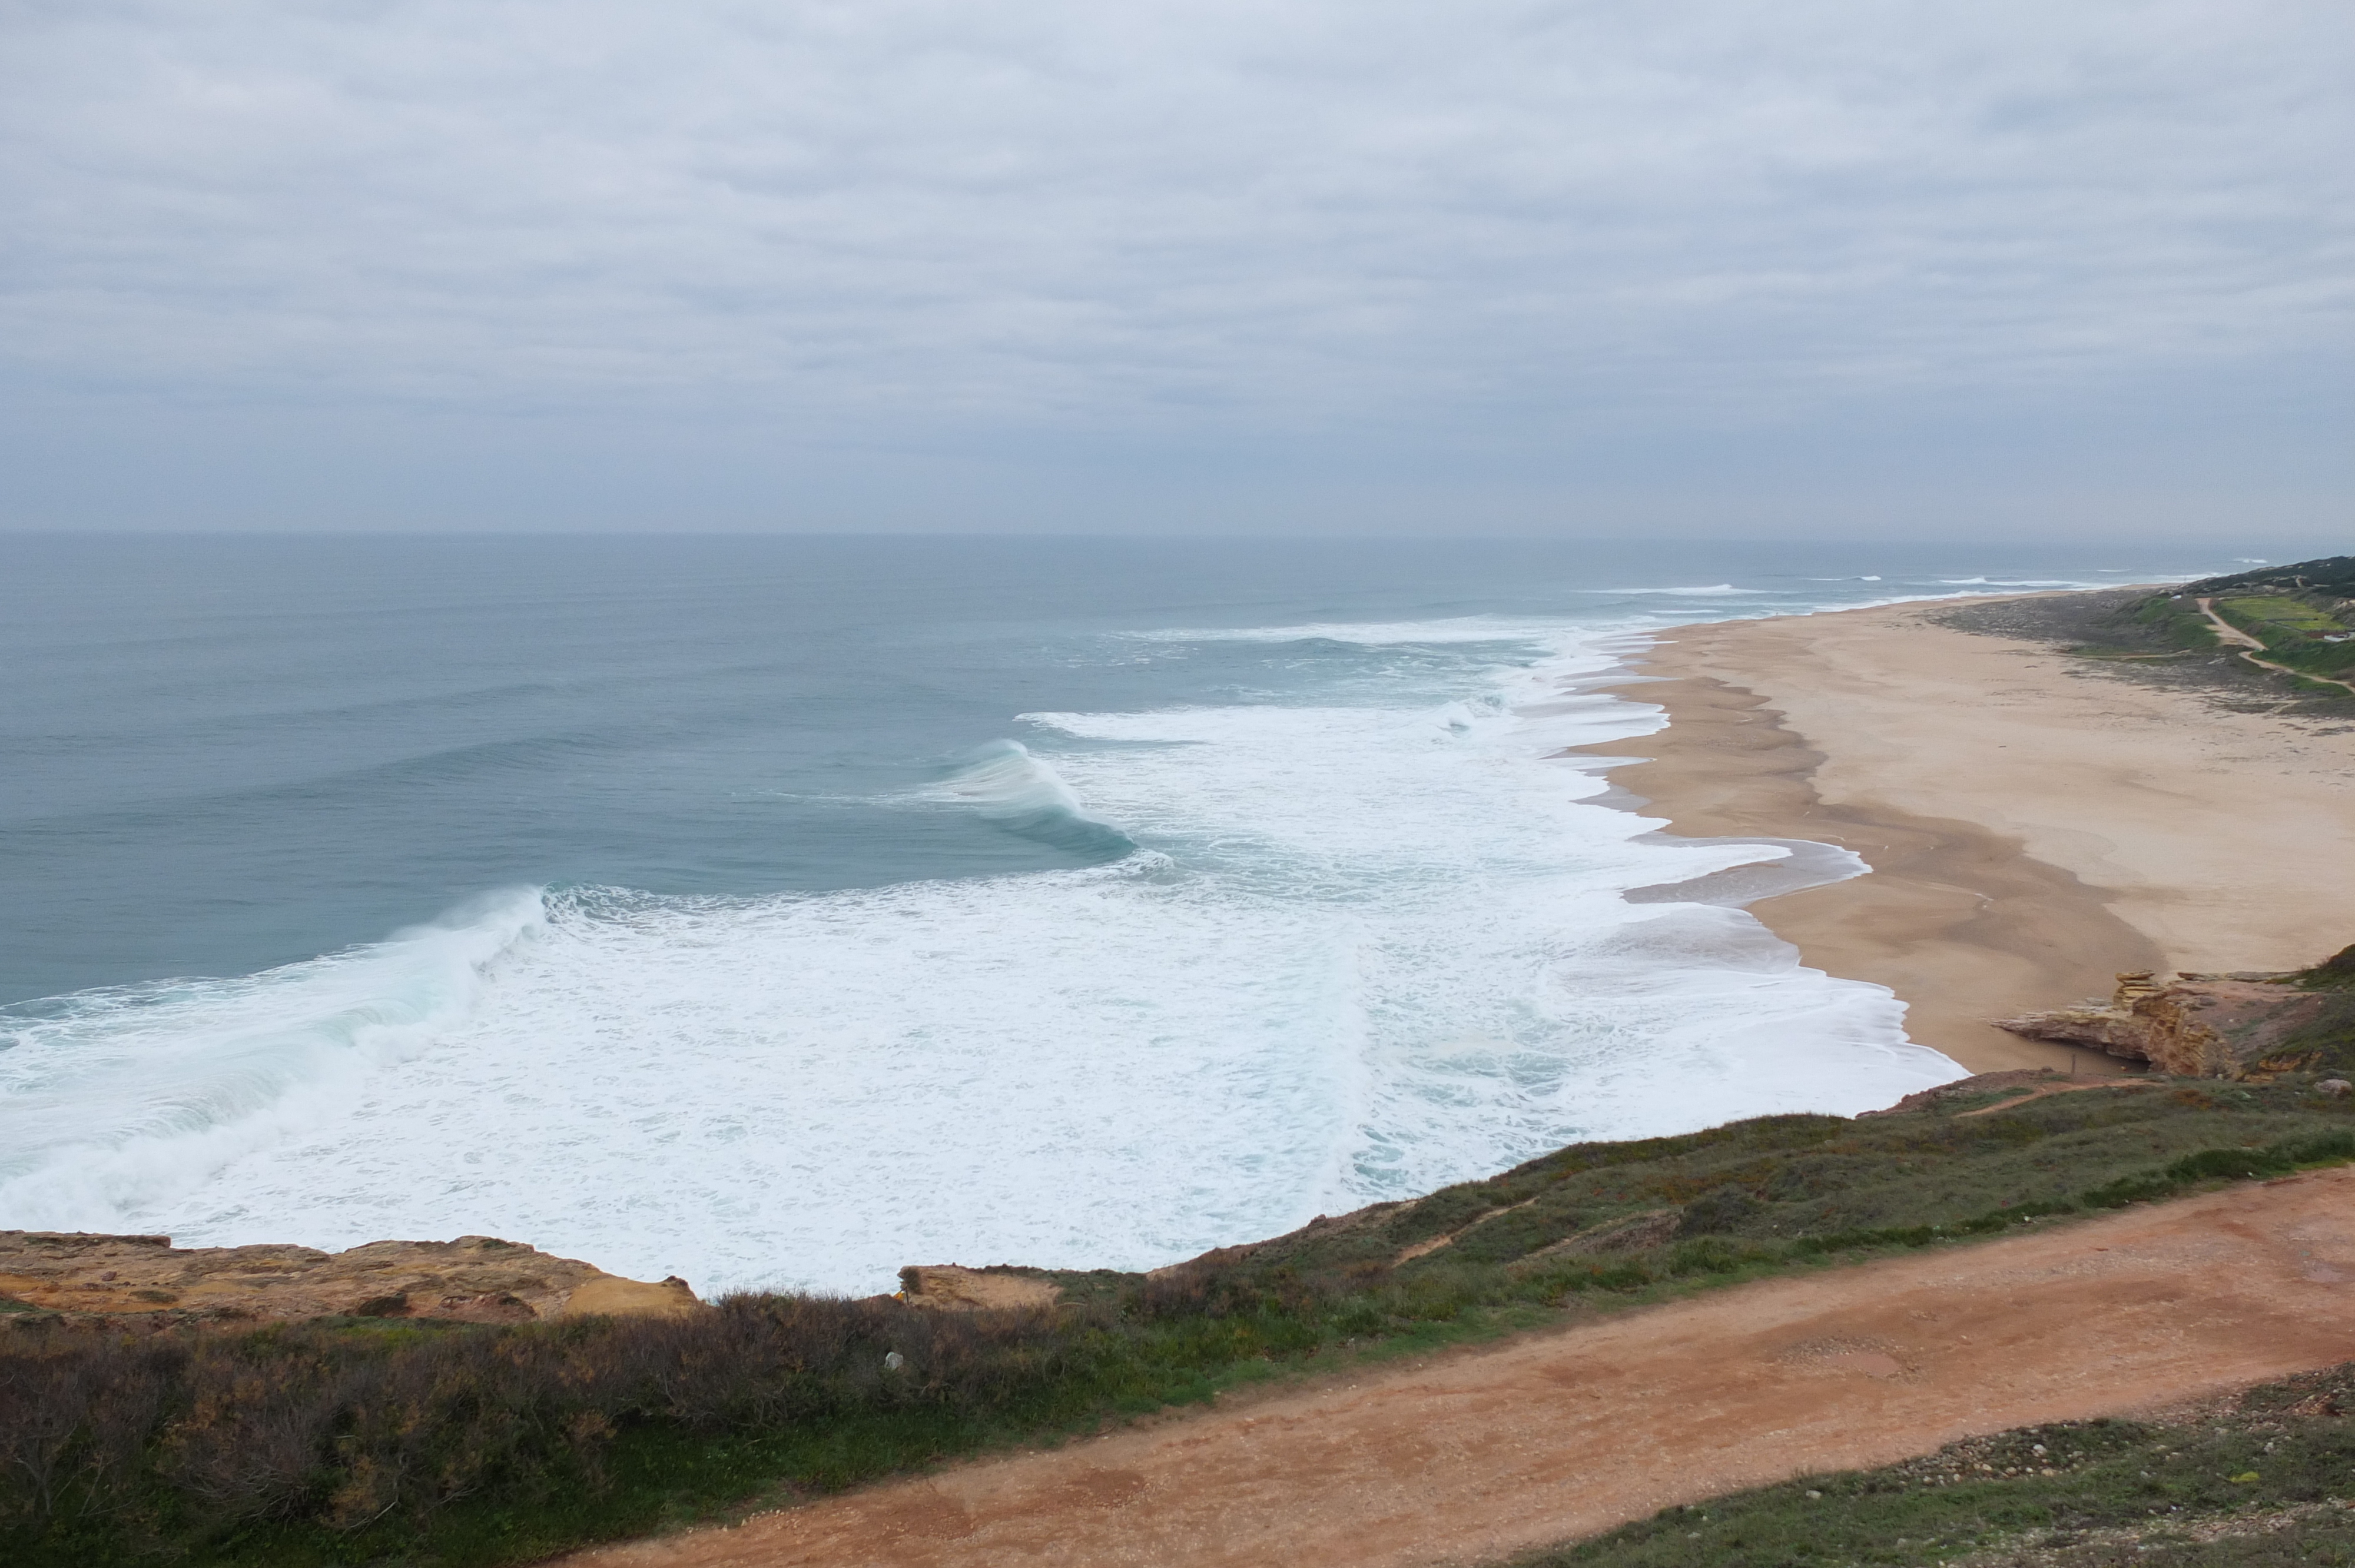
[1580,597,2355,1075]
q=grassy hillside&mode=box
[2271,945,2355,1078]
[1524,1361,2355,1567]
[2126,554,2355,684]
[1942,554,2355,701]
[11,1039,2355,1563]
[2187,557,2355,599]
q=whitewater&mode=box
[0,537,2250,1294]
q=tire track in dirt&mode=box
[568,1169,2355,1568]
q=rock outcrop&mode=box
[896,1264,1062,1311]
[1996,970,2331,1078]
[0,1231,699,1326]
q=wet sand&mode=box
[1580,600,2355,1072]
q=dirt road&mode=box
[570,1170,2355,1568]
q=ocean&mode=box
[0,534,2255,1294]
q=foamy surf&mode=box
[0,890,544,1231]
[0,621,1965,1295]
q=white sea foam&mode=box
[0,622,1965,1294]
[1125,616,1578,645]
[1594,583,1750,595]
[0,890,543,1231]
[1935,576,2113,587]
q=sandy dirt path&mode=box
[569,1167,2355,1568]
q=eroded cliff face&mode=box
[895,1264,1061,1311]
[0,1231,699,1326]
[1996,971,2331,1078]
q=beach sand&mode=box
[1580,599,2355,1074]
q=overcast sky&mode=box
[2,1,2348,535]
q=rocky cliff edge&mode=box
[0,1231,699,1326]
[1996,965,2341,1079]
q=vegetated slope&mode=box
[1526,1361,2355,1568]
[569,1169,2355,1568]
[2284,945,2355,1073]
[1933,554,2355,708]
[2125,554,2355,686]
[2188,557,2355,599]
[12,1023,2355,1564]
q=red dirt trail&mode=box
[568,1168,2355,1568]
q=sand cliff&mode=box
[0,1230,699,1325]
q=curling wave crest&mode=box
[914,740,1136,859]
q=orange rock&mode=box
[895,1264,1060,1311]
[1995,969,2329,1078]
[0,1231,699,1325]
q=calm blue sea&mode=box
[0,534,2261,1291]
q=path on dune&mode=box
[2195,596,2355,696]
[571,1168,2355,1568]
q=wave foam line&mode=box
[0,889,543,1233]
[0,620,1969,1296]
[1122,616,1578,646]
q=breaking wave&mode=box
[919,740,1136,859]
[0,890,544,1231]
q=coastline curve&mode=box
[1575,634,2165,1074]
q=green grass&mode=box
[2126,593,2224,652]
[2205,594,2355,679]
[2111,568,2355,685]
[14,1067,2355,1567]
[1518,1363,2355,1567]
[2219,596,2342,633]
[2256,638,2355,682]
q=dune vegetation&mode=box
[2124,556,2355,686]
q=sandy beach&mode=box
[1584,597,2355,1074]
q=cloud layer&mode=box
[2,1,2349,529]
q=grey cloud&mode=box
[0,0,2348,529]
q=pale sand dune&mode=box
[1584,600,2355,1073]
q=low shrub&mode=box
[8,1074,2355,1566]
[1524,1363,2355,1566]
